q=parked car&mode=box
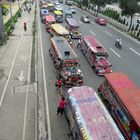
[95,17,107,25]
[54,1,60,6]
[68,6,76,14]
[81,15,90,23]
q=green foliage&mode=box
[123,18,126,25]
[119,0,140,30]
[103,9,120,20]
[4,10,20,36]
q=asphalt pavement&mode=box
[38,2,140,140]
[0,2,36,140]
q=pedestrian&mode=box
[77,38,81,49]
[55,78,63,94]
[23,22,27,31]
[56,96,67,116]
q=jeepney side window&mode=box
[115,108,130,132]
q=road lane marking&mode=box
[17,70,25,82]
[75,5,140,45]
[78,20,82,24]
[110,48,121,58]
[91,21,95,25]
[90,30,96,36]
[38,8,52,140]
[105,31,112,36]
[0,30,24,108]
[22,37,32,140]
[129,48,140,56]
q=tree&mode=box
[91,0,106,16]
[119,0,140,31]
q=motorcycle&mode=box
[115,41,122,49]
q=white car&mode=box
[69,6,76,14]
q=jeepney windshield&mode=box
[56,15,63,18]
[96,52,108,58]
[63,62,78,67]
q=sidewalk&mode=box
[3,0,26,24]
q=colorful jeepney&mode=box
[40,8,49,23]
[49,37,83,87]
[47,3,55,12]
[50,23,72,46]
[66,18,81,39]
[65,86,125,140]
[80,35,112,75]
[98,72,140,140]
[45,15,55,32]
[54,10,63,23]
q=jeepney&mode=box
[65,10,73,19]
[66,18,81,39]
[40,8,49,23]
[65,86,125,140]
[54,10,63,23]
[80,35,112,75]
[50,23,72,46]
[98,72,140,140]
[49,37,83,87]
[47,3,55,12]
[45,15,55,32]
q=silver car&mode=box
[81,15,90,23]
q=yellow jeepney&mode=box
[54,10,63,23]
[51,23,72,46]
[47,3,55,12]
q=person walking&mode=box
[23,22,27,31]
[77,38,81,49]
[56,96,67,116]
[56,78,63,94]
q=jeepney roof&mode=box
[40,4,48,9]
[105,72,140,127]
[51,37,77,60]
[51,23,69,35]
[40,9,49,14]
[48,3,54,6]
[83,35,107,53]
[68,86,125,140]
[45,15,55,22]
[54,10,63,15]
[65,18,79,28]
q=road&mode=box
[38,1,140,140]
[0,3,36,140]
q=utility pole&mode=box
[0,6,6,44]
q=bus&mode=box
[65,86,125,140]
[49,37,83,87]
[98,72,140,140]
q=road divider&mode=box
[110,48,121,58]
[129,48,140,56]
[105,31,112,37]
[90,30,96,36]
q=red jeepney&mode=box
[80,34,112,75]
[45,15,55,32]
[98,72,140,140]
[49,37,83,87]
[65,86,125,140]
